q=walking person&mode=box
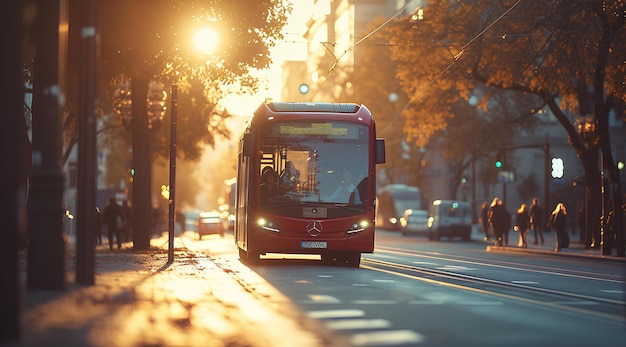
[103,197,124,250]
[548,202,569,252]
[529,197,545,245]
[488,197,511,247]
[479,201,491,241]
[515,203,530,248]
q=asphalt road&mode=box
[197,229,626,347]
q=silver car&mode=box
[400,209,430,236]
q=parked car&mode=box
[427,200,473,241]
[400,209,430,236]
[197,211,225,239]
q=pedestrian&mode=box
[529,197,545,245]
[514,203,530,248]
[548,202,568,252]
[94,206,103,245]
[122,200,133,242]
[488,197,511,247]
[479,201,491,241]
[103,197,124,250]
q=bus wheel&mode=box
[321,252,360,267]
[321,253,337,265]
[345,253,361,267]
[321,252,361,267]
[238,248,260,264]
[238,248,247,261]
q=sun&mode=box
[193,27,219,55]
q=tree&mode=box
[385,0,625,256]
[332,18,412,186]
[336,15,540,199]
[60,1,290,161]
[93,0,291,248]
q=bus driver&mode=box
[280,161,300,192]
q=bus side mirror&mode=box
[243,133,254,157]
[375,138,386,164]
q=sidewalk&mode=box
[6,234,346,347]
[471,225,626,262]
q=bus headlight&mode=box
[258,218,279,233]
[347,220,368,234]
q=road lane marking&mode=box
[351,300,398,304]
[304,294,341,304]
[350,330,426,346]
[325,318,391,330]
[307,309,365,319]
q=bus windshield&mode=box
[258,120,369,206]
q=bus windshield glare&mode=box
[259,120,369,206]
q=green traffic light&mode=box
[299,84,309,94]
[495,161,502,169]
[130,168,135,176]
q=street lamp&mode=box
[193,27,219,56]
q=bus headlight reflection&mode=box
[347,220,368,234]
[258,218,279,233]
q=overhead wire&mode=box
[311,0,417,100]
[380,0,525,136]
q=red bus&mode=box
[235,102,386,267]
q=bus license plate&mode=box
[301,241,327,249]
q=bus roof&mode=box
[265,102,361,113]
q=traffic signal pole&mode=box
[496,140,551,216]
[167,85,178,263]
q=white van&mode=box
[427,200,473,241]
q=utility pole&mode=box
[0,0,25,339]
[76,0,99,284]
[28,0,66,291]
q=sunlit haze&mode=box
[193,27,219,55]
[172,2,314,215]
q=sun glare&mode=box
[193,27,219,55]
